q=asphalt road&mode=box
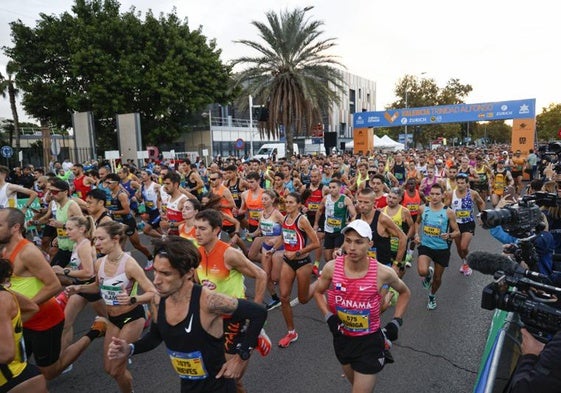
[46,224,504,393]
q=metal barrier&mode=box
[474,311,521,393]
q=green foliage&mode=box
[4,0,232,148]
[536,103,561,141]
[231,6,346,156]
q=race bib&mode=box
[368,247,377,260]
[168,349,208,380]
[456,209,471,219]
[56,228,68,237]
[282,228,297,245]
[407,203,419,212]
[146,201,155,208]
[336,306,370,333]
[100,284,122,306]
[326,217,342,229]
[308,202,320,211]
[423,225,441,237]
[260,222,274,236]
[249,210,261,220]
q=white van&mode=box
[253,143,299,160]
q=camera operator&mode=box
[504,327,561,393]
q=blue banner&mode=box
[353,99,535,128]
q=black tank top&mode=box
[358,210,392,265]
[227,178,242,208]
[157,285,234,393]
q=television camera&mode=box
[468,251,561,343]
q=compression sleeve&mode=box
[230,298,267,350]
[133,321,163,355]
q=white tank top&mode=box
[98,254,133,306]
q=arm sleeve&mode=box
[507,332,561,393]
[133,321,163,355]
[230,298,267,350]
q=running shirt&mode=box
[401,189,421,217]
[304,184,324,219]
[141,182,159,211]
[474,166,489,188]
[55,199,77,251]
[0,183,16,208]
[120,179,138,211]
[68,238,94,271]
[226,178,242,209]
[179,223,198,247]
[421,177,438,199]
[382,205,403,253]
[327,255,381,337]
[73,175,91,200]
[156,285,230,392]
[244,189,264,227]
[324,194,347,234]
[451,189,475,224]
[358,211,392,265]
[98,254,136,306]
[493,170,507,196]
[420,207,450,250]
[392,163,406,184]
[213,184,234,228]
[260,213,282,237]
[107,190,133,221]
[0,287,26,387]
[3,239,64,331]
[197,241,245,299]
[165,194,187,236]
[282,214,307,252]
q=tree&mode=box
[0,61,21,152]
[536,103,561,141]
[4,0,232,150]
[231,6,346,157]
[388,75,473,146]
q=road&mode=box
[47,225,504,393]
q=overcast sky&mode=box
[0,0,559,124]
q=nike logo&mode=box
[111,280,124,286]
[184,314,193,333]
[359,286,372,291]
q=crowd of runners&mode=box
[0,144,548,392]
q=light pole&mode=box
[248,95,254,157]
[404,87,409,150]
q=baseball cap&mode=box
[502,151,508,156]
[436,159,443,164]
[341,220,372,240]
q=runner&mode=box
[0,258,47,393]
[67,220,156,392]
[414,184,460,310]
[108,236,267,393]
[313,220,410,393]
[271,192,320,348]
[445,174,485,276]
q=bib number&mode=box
[168,350,208,380]
[336,307,370,333]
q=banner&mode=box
[511,118,535,155]
[353,128,373,155]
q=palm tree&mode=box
[0,61,21,153]
[232,6,346,157]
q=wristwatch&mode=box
[237,347,251,361]
[63,268,71,276]
[130,296,137,305]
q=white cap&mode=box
[436,159,443,164]
[341,220,372,241]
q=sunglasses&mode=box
[49,189,63,195]
[209,177,219,181]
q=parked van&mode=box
[253,143,299,160]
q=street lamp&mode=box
[404,72,426,150]
[249,95,254,157]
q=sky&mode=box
[0,0,559,124]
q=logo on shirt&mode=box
[185,314,194,333]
